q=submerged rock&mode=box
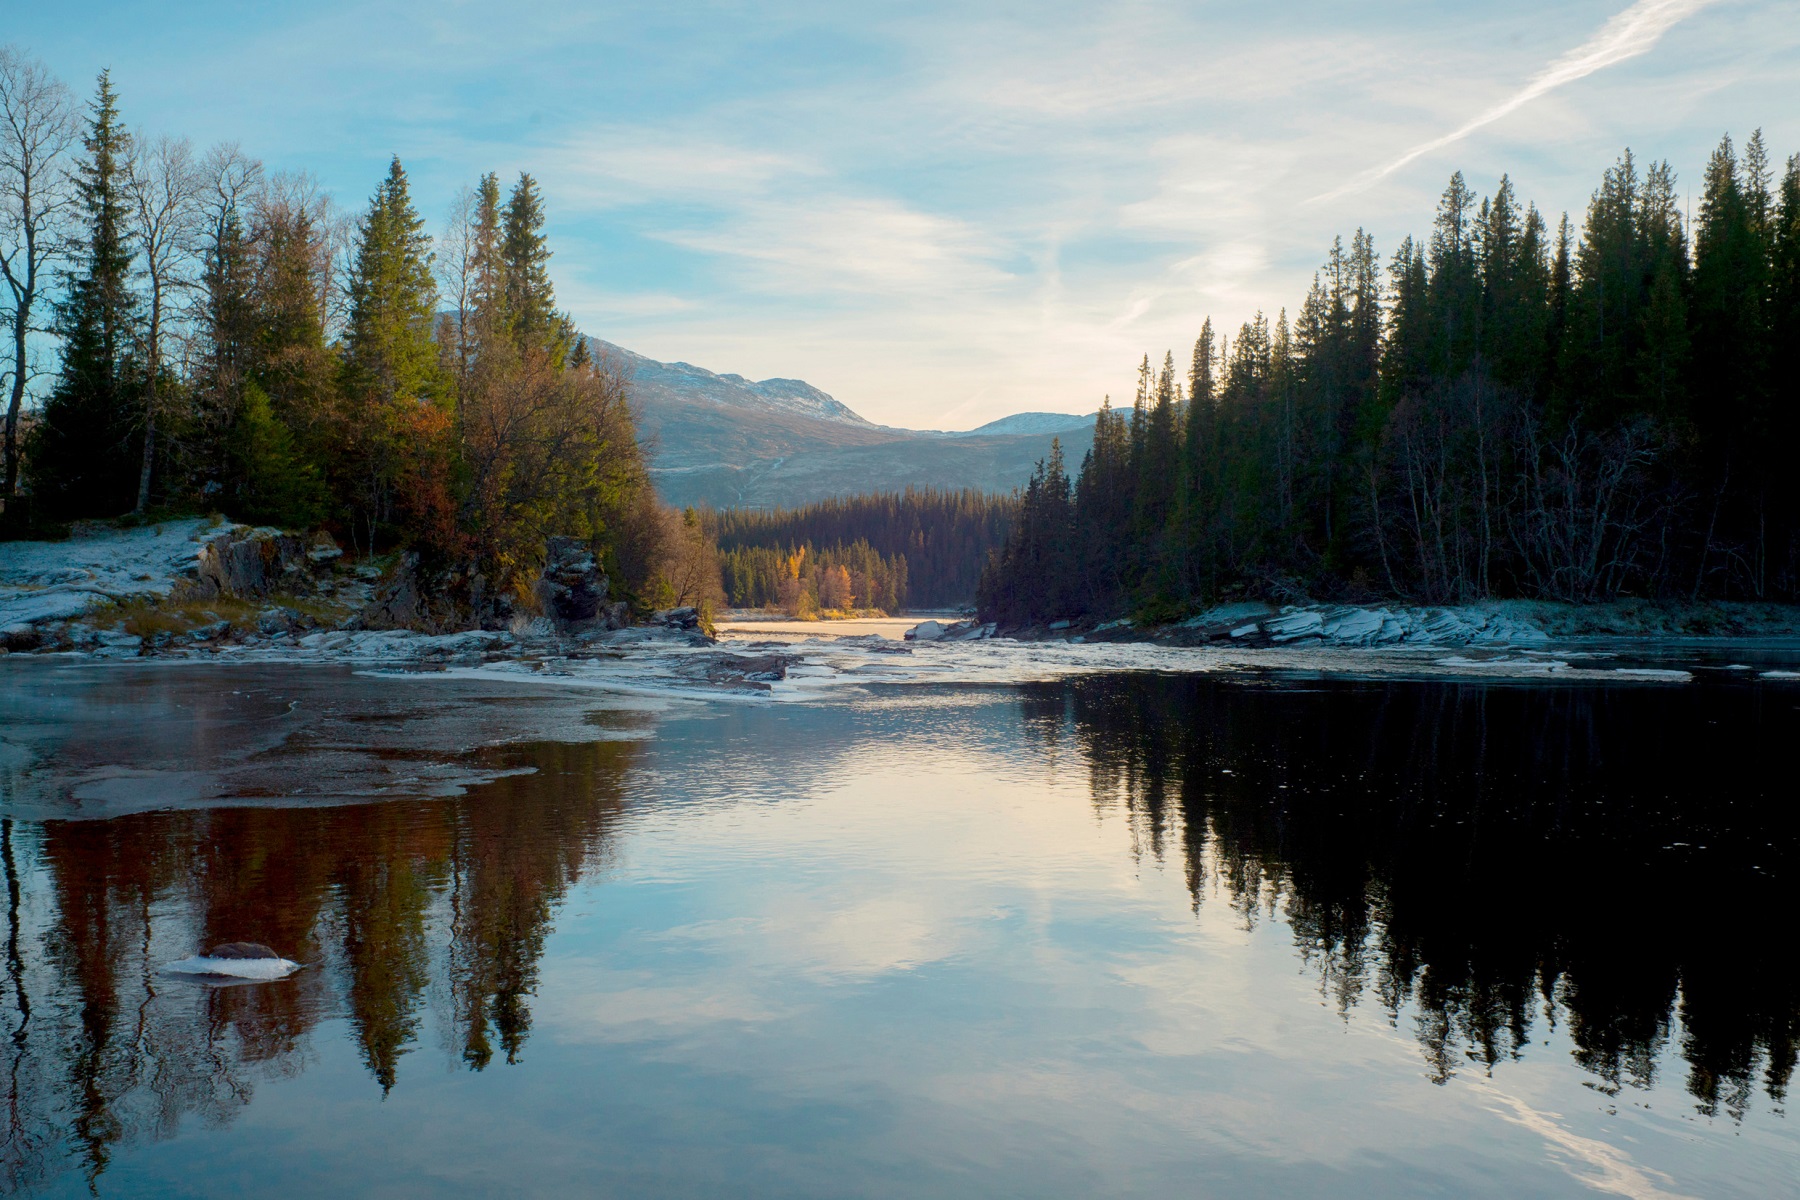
[651,606,701,631]
[703,653,792,684]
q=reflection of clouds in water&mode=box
[1478,1084,1697,1200]
[4,667,1794,1198]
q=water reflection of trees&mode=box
[0,737,634,1193]
[1023,675,1799,1118]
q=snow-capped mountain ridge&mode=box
[591,339,872,427]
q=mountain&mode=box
[591,339,1095,509]
[945,412,1097,438]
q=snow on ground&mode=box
[0,518,219,628]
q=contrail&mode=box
[1312,0,1716,204]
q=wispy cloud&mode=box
[1313,0,1718,203]
[17,0,1778,428]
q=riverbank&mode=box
[6,520,1800,692]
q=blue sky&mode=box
[11,1,1797,427]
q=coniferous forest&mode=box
[1,61,709,614]
[709,489,1013,612]
[981,136,1800,626]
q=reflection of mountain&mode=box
[1,738,636,1194]
[592,339,1095,509]
[1022,675,1800,1116]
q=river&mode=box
[0,658,1794,1196]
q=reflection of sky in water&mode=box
[2,665,1794,1198]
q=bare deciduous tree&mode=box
[0,46,77,504]
[125,133,201,512]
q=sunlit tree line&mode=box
[0,53,696,612]
[709,488,1014,609]
[719,539,907,617]
[983,135,1800,624]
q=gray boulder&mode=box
[257,607,314,636]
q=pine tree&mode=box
[1770,154,1800,589]
[250,179,335,442]
[1689,133,1774,592]
[501,172,561,357]
[345,157,440,406]
[341,156,445,546]
[1426,172,1481,379]
[227,380,327,526]
[26,71,139,518]
[470,172,506,340]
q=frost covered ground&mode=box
[0,517,220,627]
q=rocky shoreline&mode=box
[0,517,717,660]
[963,597,1800,650]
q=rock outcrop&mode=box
[534,536,611,632]
[190,528,337,599]
[360,552,426,630]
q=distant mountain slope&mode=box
[945,412,1097,438]
[593,339,871,429]
[592,338,1094,509]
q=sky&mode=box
[10,1,1797,429]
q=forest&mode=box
[708,488,1012,613]
[981,134,1800,626]
[0,55,714,617]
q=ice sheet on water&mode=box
[162,954,302,981]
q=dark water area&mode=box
[0,662,1795,1197]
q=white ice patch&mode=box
[1611,668,1693,682]
[162,954,303,981]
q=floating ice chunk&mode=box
[1760,670,1800,680]
[905,620,945,641]
[1612,668,1693,682]
[163,942,301,981]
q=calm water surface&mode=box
[0,661,1795,1197]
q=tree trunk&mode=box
[3,310,26,501]
[134,296,160,514]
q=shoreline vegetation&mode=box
[979,136,1800,630]
[0,59,728,634]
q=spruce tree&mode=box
[341,156,443,541]
[344,157,440,406]
[502,172,560,356]
[26,71,138,517]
